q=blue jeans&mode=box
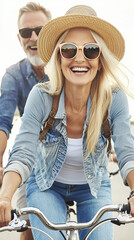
[26,171,113,240]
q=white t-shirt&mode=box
[56,138,87,184]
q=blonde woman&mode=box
[0,5,134,240]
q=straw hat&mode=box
[37,5,125,64]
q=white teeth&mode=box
[72,67,88,72]
[30,46,37,49]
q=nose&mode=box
[75,48,85,61]
[30,31,38,41]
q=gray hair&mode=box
[18,2,52,26]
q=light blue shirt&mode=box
[0,58,48,137]
[4,85,134,197]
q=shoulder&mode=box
[5,59,27,75]
[111,87,128,104]
[24,84,53,123]
[110,87,129,118]
[26,85,52,110]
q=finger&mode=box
[4,207,12,225]
[0,198,11,226]
[0,168,4,186]
[128,197,134,216]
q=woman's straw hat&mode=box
[37,5,125,64]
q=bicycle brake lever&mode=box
[8,213,28,232]
[111,213,134,225]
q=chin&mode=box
[27,53,44,66]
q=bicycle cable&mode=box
[84,218,116,239]
[28,226,54,240]
[28,226,67,240]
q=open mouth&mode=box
[71,67,89,73]
[28,46,37,51]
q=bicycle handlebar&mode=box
[0,203,133,233]
[12,204,131,230]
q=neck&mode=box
[32,64,45,81]
[65,83,91,112]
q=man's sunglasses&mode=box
[59,43,101,60]
[19,26,43,38]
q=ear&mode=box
[17,33,22,46]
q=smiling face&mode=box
[18,11,49,66]
[60,28,101,88]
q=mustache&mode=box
[25,41,37,49]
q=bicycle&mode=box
[0,203,133,240]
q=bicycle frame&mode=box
[0,203,133,240]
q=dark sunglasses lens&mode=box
[34,27,42,36]
[19,27,42,38]
[19,29,32,38]
[84,44,100,59]
[61,44,77,58]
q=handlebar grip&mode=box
[11,209,17,220]
[121,204,130,214]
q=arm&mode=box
[0,171,21,226]
[4,85,51,184]
[0,69,19,184]
[110,89,134,215]
[0,130,8,185]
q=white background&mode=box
[0,0,134,116]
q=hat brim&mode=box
[37,14,125,64]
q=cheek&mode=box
[60,58,68,72]
[21,39,29,48]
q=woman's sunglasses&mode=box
[19,26,43,38]
[59,43,101,60]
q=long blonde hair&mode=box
[40,29,134,156]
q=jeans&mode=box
[26,170,113,240]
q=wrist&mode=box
[0,196,11,202]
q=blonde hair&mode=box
[40,29,134,156]
[18,2,52,26]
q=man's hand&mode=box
[109,150,118,164]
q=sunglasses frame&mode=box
[59,42,101,60]
[19,26,43,38]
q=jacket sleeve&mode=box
[4,85,52,184]
[110,88,134,184]
[0,69,19,137]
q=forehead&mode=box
[18,11,48,29]
[63,27,96,43]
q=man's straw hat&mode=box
[37,5,125,64]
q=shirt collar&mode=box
[20,58,47,82]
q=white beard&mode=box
[27,53,44,66]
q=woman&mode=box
[0,5,134,240]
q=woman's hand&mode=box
[0,171,21,227]
[0,167,4,187]
[0,196,12,226]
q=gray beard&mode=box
[27,53,44,66]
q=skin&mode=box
[0,28,134,234]
[0,10,49,240]
[17,11,48,79]
[61,28,101,138]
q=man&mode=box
[0,2,51,239]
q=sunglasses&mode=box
[59,43,101,60]
[19,26,43,38]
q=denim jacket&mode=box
[5,85,134,197]
[0,58,48,137]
